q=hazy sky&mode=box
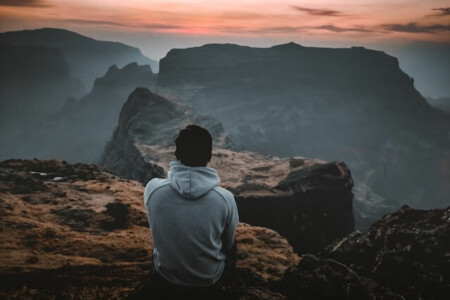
[1,0,449,97]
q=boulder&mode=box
[323,205,450,299]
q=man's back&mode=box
[144,161,238,287]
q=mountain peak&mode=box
[271,42,304,50]
[0,27,94,43]
[0,27,158,86]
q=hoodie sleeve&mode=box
[144,178,169,208]
[222,192,239,250]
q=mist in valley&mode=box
[0,28,449,230]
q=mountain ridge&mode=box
[155,42,450,223]
[0,28,159,89]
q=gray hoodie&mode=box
[144,161,239,286]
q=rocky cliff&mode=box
[322,205,450,299]
[1,160,447,299]
[101,88,354,253]
[156,43,450,222]
[30,62,158,163]
[0,159,299,299]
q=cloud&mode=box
[210,24,376,35]
[62,18,183,30]
[431,7,450,17]
[291,5,347,17]
[383,22,450,33]
[254,26,303,34]
[0,0,49,7]
[312,24,375,33]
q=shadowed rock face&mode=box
[101,87,354,253]
[281,254,404,300]
[322,205,450,299]
[156,42,450,219]
[237,161,354,254]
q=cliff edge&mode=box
[101,88,354,253]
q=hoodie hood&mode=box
[168,161,220,199]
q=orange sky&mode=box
[1,0,449,45]
[1,0,449,98]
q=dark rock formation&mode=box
[323,205,450,299]
[93,63,157,91]
[32,62,158,163]
[126,269,284,300]
[101,88,354,253]
[101,87,234,183]
[156,43,450,224]
[0,28,158,89]
[281,254,404,300]
[237,161,354,254]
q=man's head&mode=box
[174,124,212,167]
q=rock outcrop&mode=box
[1,160,447,299]
[101,87,236,183]
[322,205,450,299]
[0,159,299,299]
[33,62,158,163]
[101,88,354,253]
[156,43,450,223]
[281,254,404,300]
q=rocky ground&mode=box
[323,205,450,299]
[1,159,448,299]
[0,159,299,299]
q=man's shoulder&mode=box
[212,186,235,202]
[144,178,170,207]
[212,187,238,223]
[146,178,170,189]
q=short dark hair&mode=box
[174,124,212,167]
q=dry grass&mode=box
[0,159,300,299]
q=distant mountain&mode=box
[0,28,158,90]
[156,42,450,211]
[22,62,157,163]
[0,41,83,160]
[426,96,450,114]
[0,28,159,162]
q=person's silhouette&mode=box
[134,124,239,299]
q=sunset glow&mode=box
[1,0,449,42]
[1,0,449,99]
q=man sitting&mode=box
[142,124,239,298]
